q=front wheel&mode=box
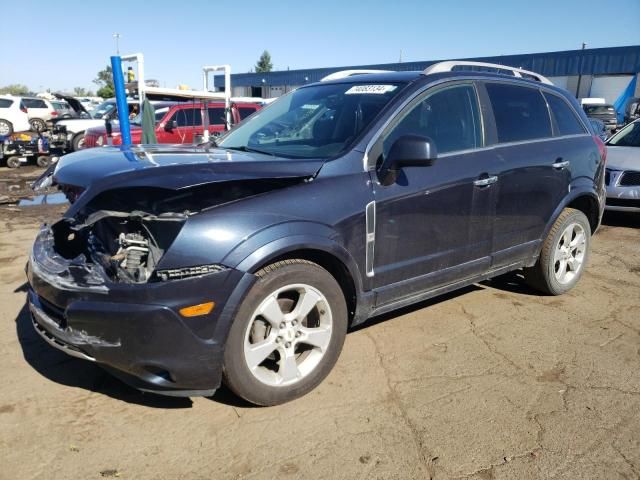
[524,208,591,295]
[223,260,348,406]
[71,133,85,151]
[0,119,13,136]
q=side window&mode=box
[486,83,552,143]
[238,107,256,120]
[22,98,35,108]
[0,99,12,108]
[384,84,482,156]
[207,107,226,125]
[544,93,586,136]
[174,108,202,127]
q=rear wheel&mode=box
[223,260,348,406]
[29,118,46,132]
[524,208,591,295]
[71,133,85,151]
[0,119,13,136]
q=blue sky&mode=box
[2,0,639,92]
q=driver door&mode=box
[369,82,497,304]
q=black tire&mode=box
[29,118,46,132]
[0,119,13,136]
[223,259,348,406]
[523,208,591,295]
[71,132,85,151]
[36,156,50,168]
[6,156,21,168]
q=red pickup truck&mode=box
[83,101,261,147]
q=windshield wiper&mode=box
[223,145,276,156]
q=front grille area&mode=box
[38,296,67,328]
[606,198,640,208]
[619,171,640,187]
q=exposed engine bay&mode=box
[47,178,303,284]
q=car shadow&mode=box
[602,211,640,228]
[15,303,193,409]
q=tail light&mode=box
[51,111,58,117]
[593,135,607,165]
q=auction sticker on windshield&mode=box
[345,85,397,95]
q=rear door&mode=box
[481,82,571,267]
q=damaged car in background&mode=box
[28,65,605,406]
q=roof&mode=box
[215,45,640,88]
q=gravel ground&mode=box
[0,200,638,480]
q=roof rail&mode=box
[321,69,392,81]
[423,61,553,85]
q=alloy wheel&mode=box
[553,223,586,284]
[243,283,333,387]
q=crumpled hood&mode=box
[606,146,640,171]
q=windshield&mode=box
[218,82,404,158]
[90,101,116,119]
[607,121,640,147]
[130,106,170,126]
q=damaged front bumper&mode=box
[27,226,249,397]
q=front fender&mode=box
[230,224,364,294]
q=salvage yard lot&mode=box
[0,201,638,479]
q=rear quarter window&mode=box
[486,83,552,143]
[544,93,586,136]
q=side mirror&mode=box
[164,120,177,131]
[378,135,437,184]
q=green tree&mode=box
[93,65,114,98]
[0,84,30,95]
[255,50,273,73]
[96,85,115,99]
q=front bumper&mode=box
[605,170,640,212]
[26,227,251,397]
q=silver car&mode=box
[605,119,640,212]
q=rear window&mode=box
[0,99,13,108]
[23,98,47,109]
[584,105,615,115]
[544,93,586,136]
[486,83,552,143]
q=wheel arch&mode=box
[236,236,363,324]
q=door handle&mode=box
[474,175,498,187]
[552,160,570,170]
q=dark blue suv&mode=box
[27,63,606,405]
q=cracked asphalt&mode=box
[0,204,638,480]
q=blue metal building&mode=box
[216,45,640,105]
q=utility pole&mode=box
[112,33,121,55]
[575,42,586,99]
[399,49,403,63]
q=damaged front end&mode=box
[38,178,302,286]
